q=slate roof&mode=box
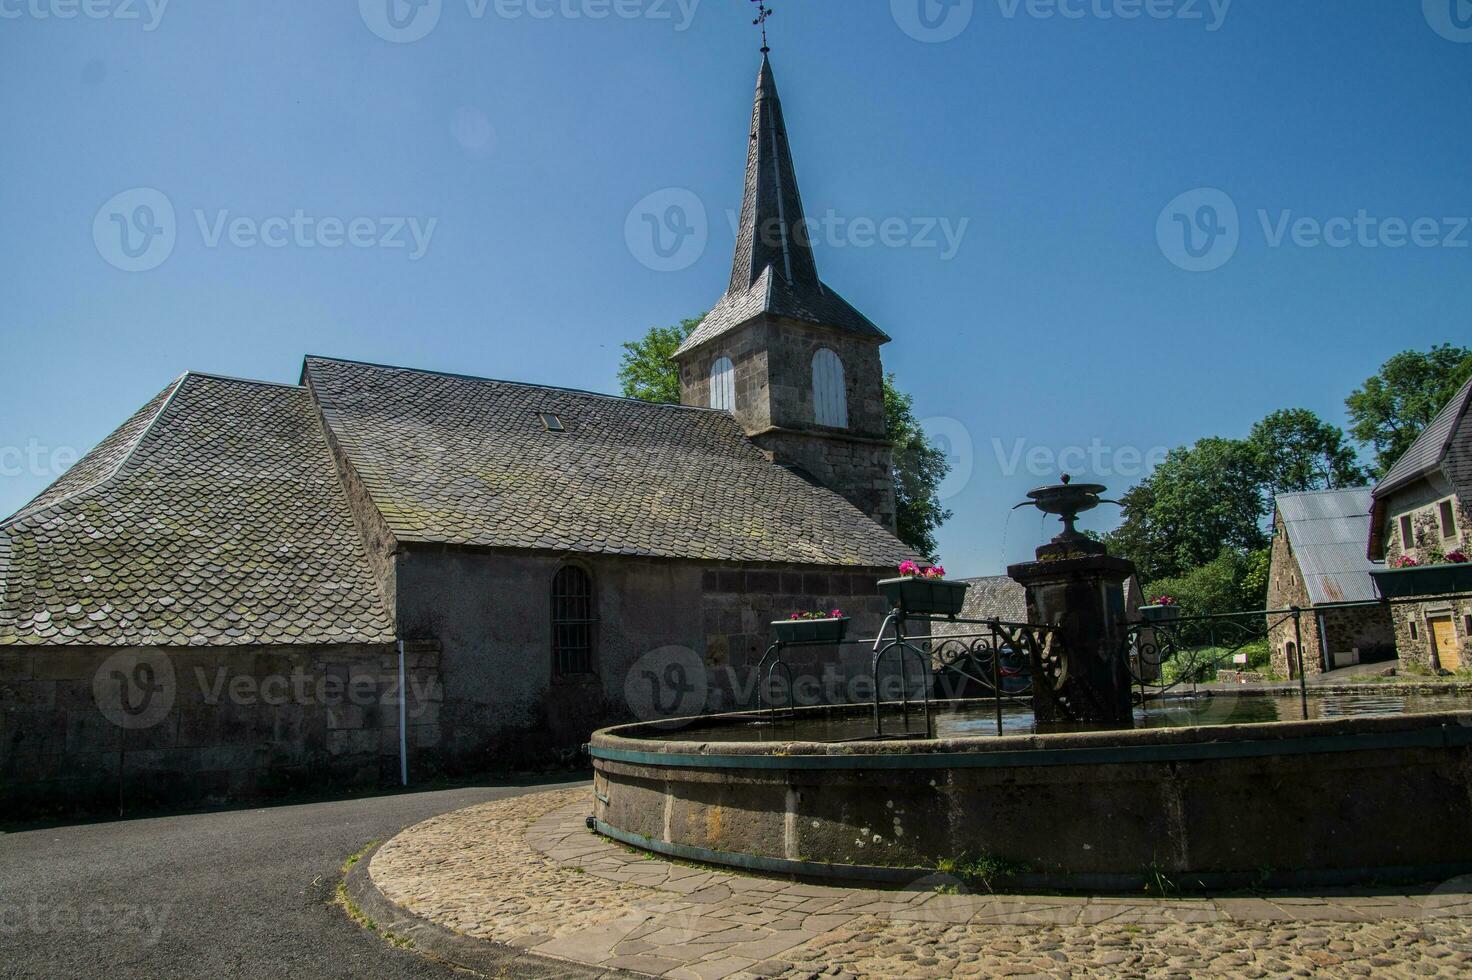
[0,374,396,647]
[1373,375,1472,498]
[1369,375,1472,558]
[303,356,912,567]
[1276,488,1380,605]
[675,56,889,357]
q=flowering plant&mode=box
[1446,551,1468,564]
[1390,555,1421,569]
[789,608,844,621]
[897,561,947,580]
[1151,595,1177,607]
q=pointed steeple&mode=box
[729,54,820,293]
[675,55,888,358]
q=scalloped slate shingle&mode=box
[304,356,912,567]
[0,374,395,647]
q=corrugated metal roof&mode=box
[1374,375,1472,497]
[1277,488,1380,604]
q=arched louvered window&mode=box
[551,565,596,677]
[709,356,735,412]
[811,348,847,428]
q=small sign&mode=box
[1233,653,1249,665]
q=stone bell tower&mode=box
[674,54,897,531]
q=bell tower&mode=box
[674,55,897,531]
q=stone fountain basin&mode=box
[589,697,1472,891]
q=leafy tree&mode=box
[615,321,952,557]
[1248,408,1366,496]
[616,316,702,404]
[1144,547,1269,617]
[1346,344,1472,477]
[1105,437,1267,582]
[883,374,952,560]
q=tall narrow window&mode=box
[811,348,847,428]
[1439,500,1457,539]
[551,565,595,677]
[1400,514,1414,550]
[709,356,735,412]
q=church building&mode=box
[0,56,915,811]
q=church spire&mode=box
[728,54,821,293]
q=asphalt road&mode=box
[0,776,589,979]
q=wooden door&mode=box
[1431,617,1461,672]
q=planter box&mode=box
[772,617,850,645]
[1138,604,1182,623]
[1371,563,1472,599]
[878,576,970,617]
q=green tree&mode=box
[616,316,702,403]
[883,374,952,560]
[1105,437,1267,582]
[1346,344,1472,477]
[1144,547,1269,617]
[1248,408,1366,496]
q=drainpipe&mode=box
[398,638,409,786]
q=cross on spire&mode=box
[751,0,771,54]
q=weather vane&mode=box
[751,0,772,54]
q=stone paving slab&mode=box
[369,787,1472,977]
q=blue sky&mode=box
[2,0,1469,576]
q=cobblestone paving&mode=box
[370,788,1472,978]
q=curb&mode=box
[344,839,642,979]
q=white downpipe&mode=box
[397,639,409,786]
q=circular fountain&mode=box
[590,480,1472,890]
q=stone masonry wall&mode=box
[0,641,437,815]
[1382,475,1472,670]
[677,314,897,530]
[1266,513,1322,677]
[750,428,898,532]
[393,546,897,774]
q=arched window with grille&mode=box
[551,565,596,677]
[811,348,847,428]
[709,356,736,412]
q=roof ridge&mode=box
[183,370,305,391]
[1373,374,1472,496]
[1276,486,1372,499]
[302,354,734,415]
[0,373,188,529]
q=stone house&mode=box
[1265,488,1396,678]
[1368,376,1472,672]
[0,55,914,812]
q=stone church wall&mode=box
[0,641,436,815]
[394,546,898,774]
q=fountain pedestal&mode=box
[1008,476,1136,726]
[1008,550,1136,725]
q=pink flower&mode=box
[1447,551,1468,564]
[789,612,801,620]
[923,565,946,580]
[1391,555,1421,569]
[831,608,843,618]
[898,560,922,577]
